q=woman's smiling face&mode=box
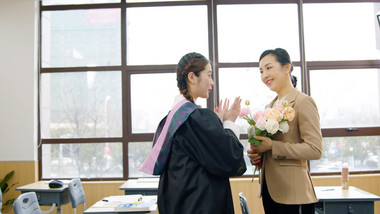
[259,54,290,93]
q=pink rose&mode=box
[253,110,265,122]
[239,107,250,118]
[274,104,285,112]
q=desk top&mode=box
[16,181,69,193]
[84,195,157,214]
[315,186,380,202]
[119,178,159,190]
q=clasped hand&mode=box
[214,97,241,122]
[247,135,273,165]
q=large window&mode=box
[303,2,380,174]
[39,0,380,180]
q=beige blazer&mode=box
[259,88,323,204]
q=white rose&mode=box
[279,121,289,133]
[265,119,279,135]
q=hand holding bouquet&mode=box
[239,100,295,182]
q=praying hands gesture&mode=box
[214,96,242,122]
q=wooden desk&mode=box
[315,186,380,214]
[119,178,158,195]
[84,195,157,214]
[16,181,70,214]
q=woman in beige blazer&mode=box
[247,48,323,214]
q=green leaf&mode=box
[0,170,14,191]
[0,170,16,210]
[1,183,8,193]
[255,129,264,136]
[248,138,262,145]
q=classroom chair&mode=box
[13,192,41,214]
[68,178,86,214]
[239,192,251,214]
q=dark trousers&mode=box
[262,177,315,214]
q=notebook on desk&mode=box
[114,198,156,212]
[91,194,143,209]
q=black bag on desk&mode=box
[49,180,63,188]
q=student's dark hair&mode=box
[176,52,209,103]
[259,48,297,87]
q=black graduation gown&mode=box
[157,108,247,214]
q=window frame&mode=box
[38,0,380,181]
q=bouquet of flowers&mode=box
[239,100,295,183]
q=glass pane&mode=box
[131,73,207,133]
[310,69,380,128]
[310,136,380,173]
[219,67,301,132]
[217,4,300,63]
[131,73,176,133]
[304,3,380,61]
[128,142,157,178]
[127,6,208,65]
[41,71,122,138]
[42,143,123,178]
[41,9,121,67]
[42,0,119,5]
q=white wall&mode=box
[0,0,38,161]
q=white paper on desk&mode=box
[103,195,143,203]
[92,195,157,209]
[92,195,143,208]
[137,178,159,183]
[92,201,121,208]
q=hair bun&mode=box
[291,75,297,87]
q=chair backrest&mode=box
[68,178,85,214]
[239,192,251,214]
[13,192,41,214]
[0,188,2,214]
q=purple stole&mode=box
[139,99,199,175]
